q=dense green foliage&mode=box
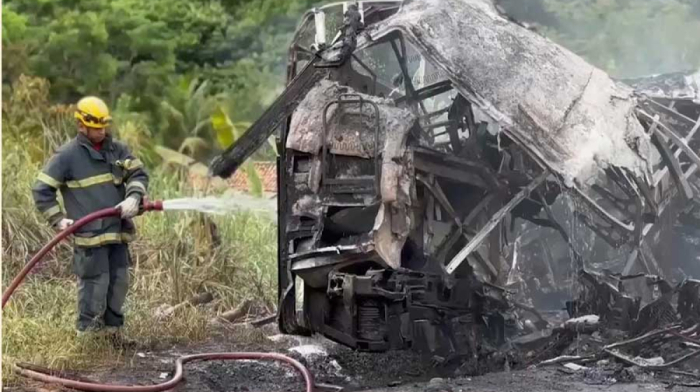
[2,0,322,155]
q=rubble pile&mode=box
[506,272,700,388]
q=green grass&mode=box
[1,143,278,384]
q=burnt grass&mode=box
[194,347,438,392]
[166,328,447,392]
[3,324,445,392]
[5,324,699,392]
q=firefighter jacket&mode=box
[32,133,149,248]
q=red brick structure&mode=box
[228,162,277,193]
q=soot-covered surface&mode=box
[176,329,446,392]
[6,324,698,392]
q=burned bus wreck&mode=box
[209,0,700,356]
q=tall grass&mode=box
[1,83,278,384]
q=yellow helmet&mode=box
[74,96,112,129]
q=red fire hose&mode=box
[2,206,129,308]
[2,200,316,392]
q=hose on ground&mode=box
[2,206,315,392]
[13,353,314,392]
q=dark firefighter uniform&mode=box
[32,132,148,332]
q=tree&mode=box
[2,0,329,146]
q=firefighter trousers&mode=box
[73,243,130,332]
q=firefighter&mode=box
[32,96,149,348]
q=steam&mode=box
[497,0,700,78]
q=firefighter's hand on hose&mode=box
[55,219,74,231]
[116,196,140,219]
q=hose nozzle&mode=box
[140,196,163,213]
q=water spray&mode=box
[1,196,315,392]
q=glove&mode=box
[56,218,74,230]
[116,195,140,219]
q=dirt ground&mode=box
[363,369,699,392]
[4,322,698,392]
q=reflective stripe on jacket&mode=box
[32,133,149,248]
